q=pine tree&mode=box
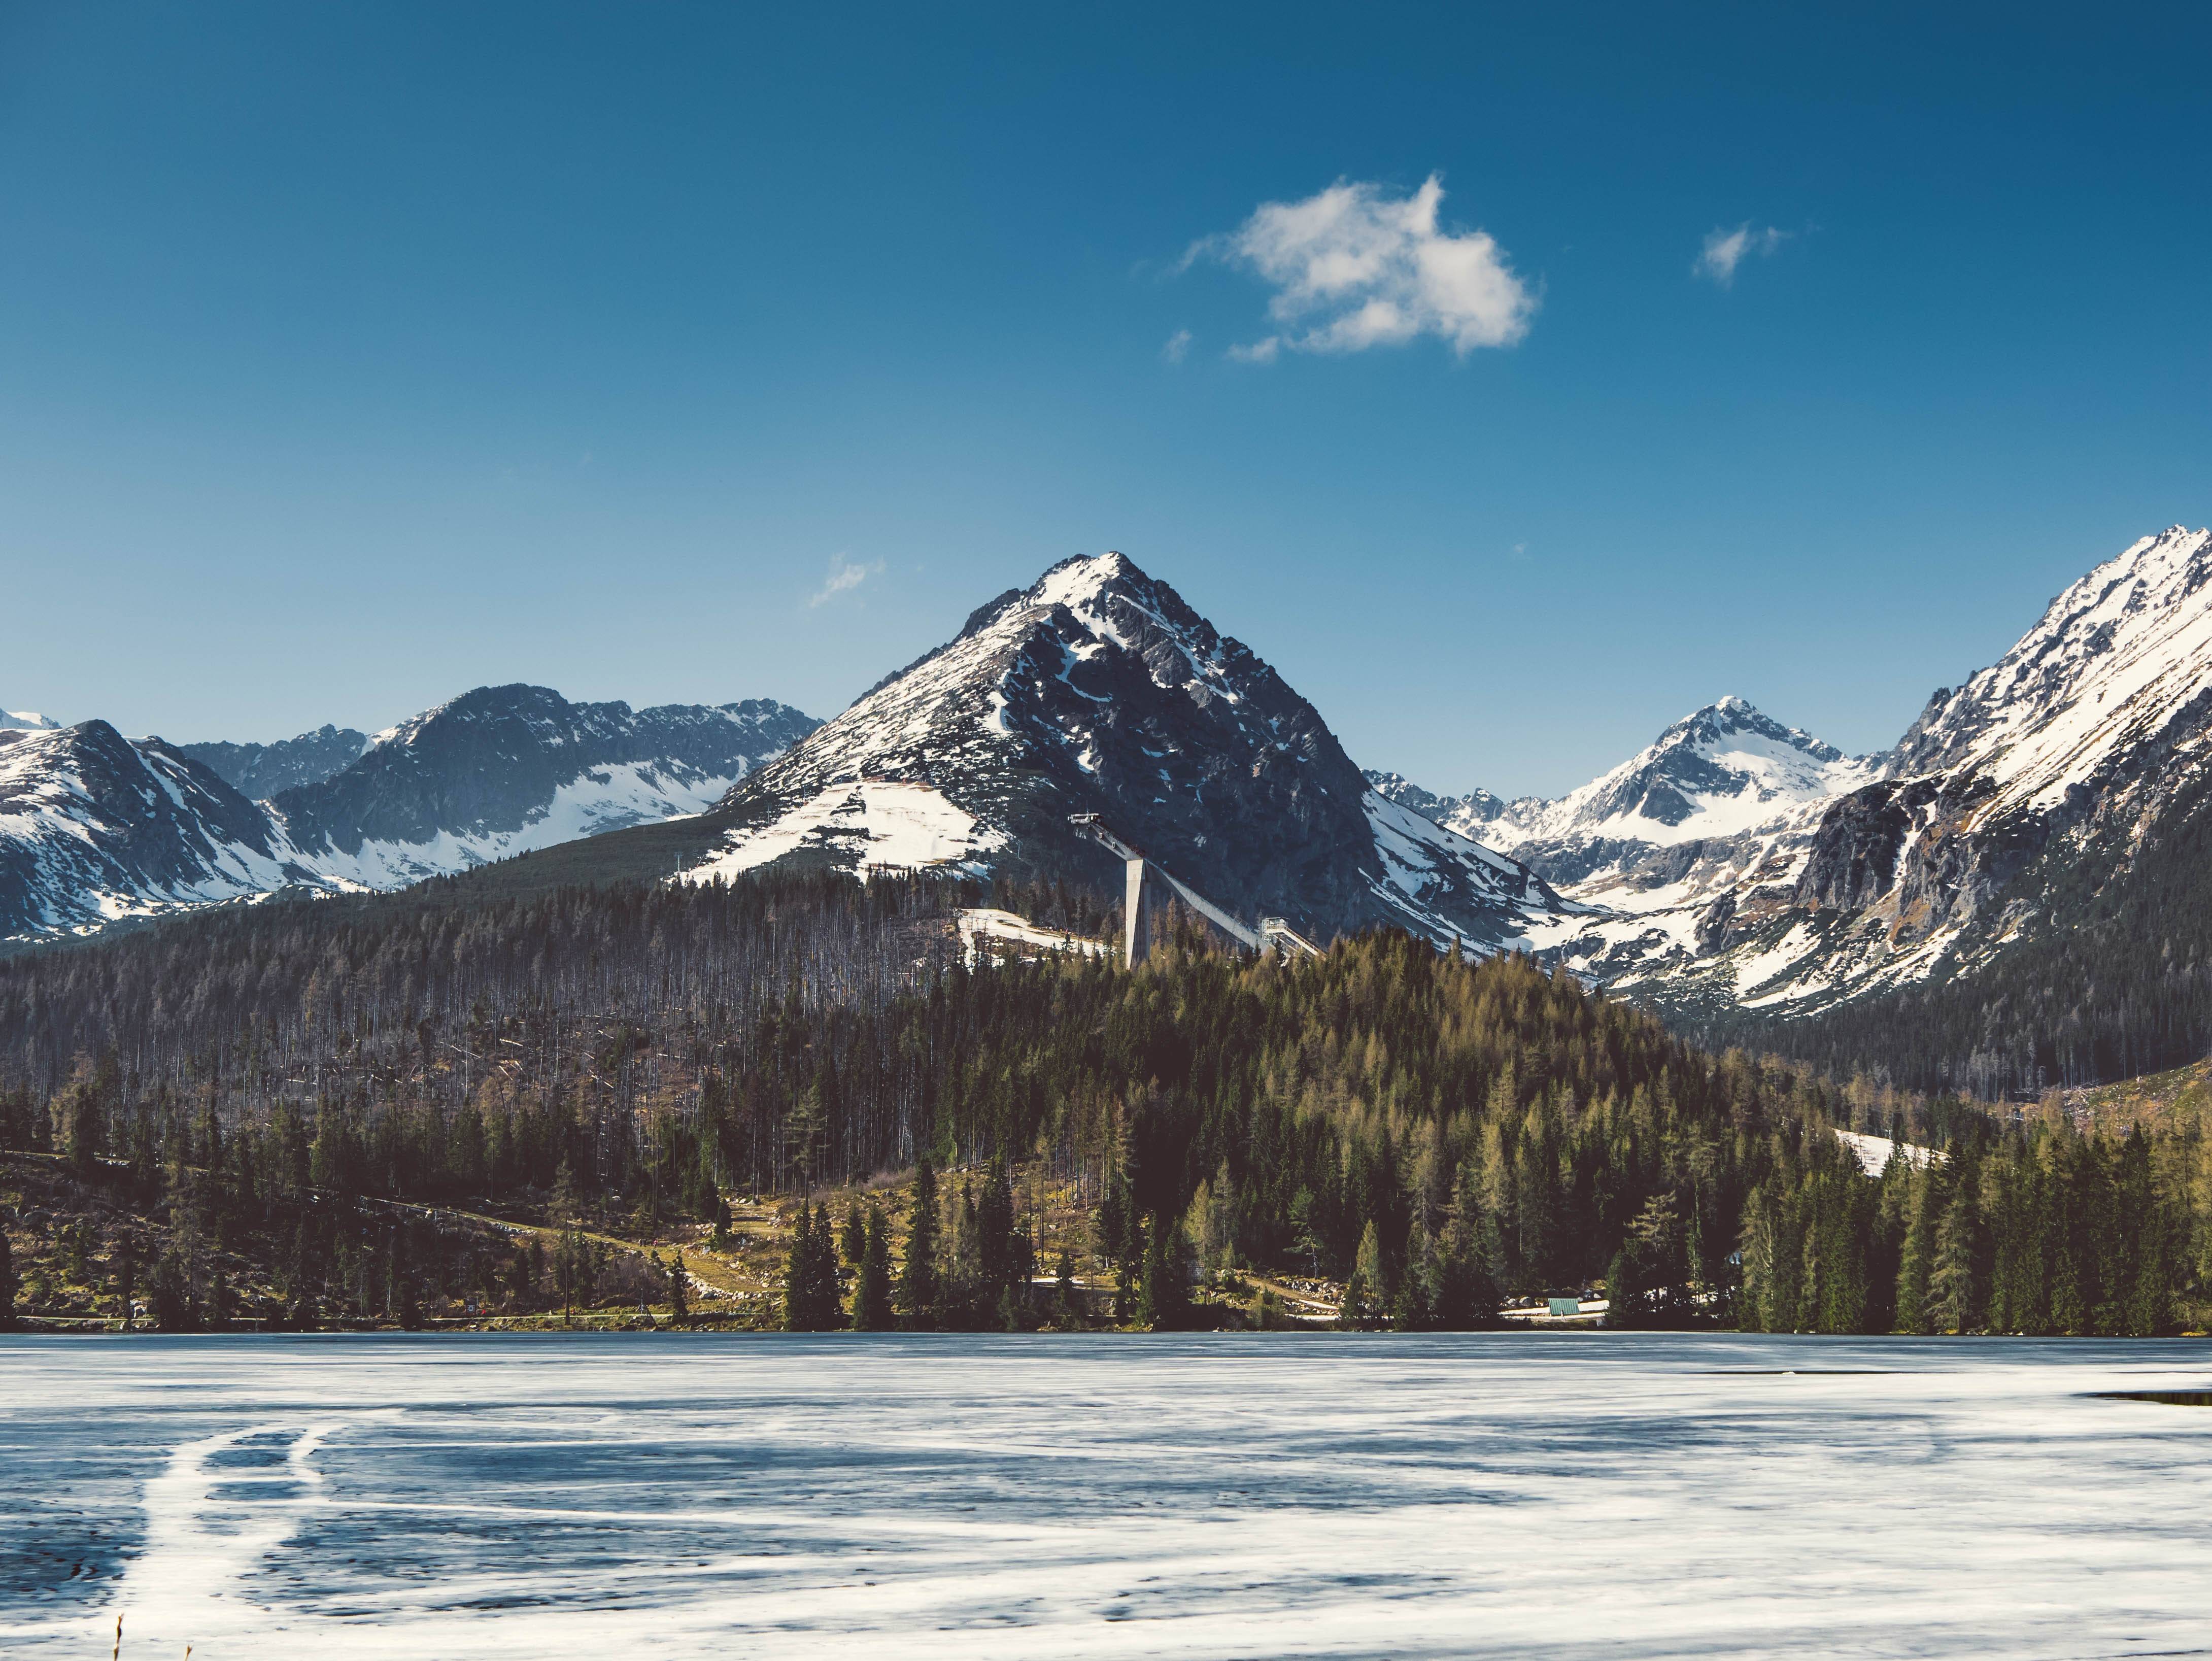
[1137,1211,1189,1331]
[898,1157,940,1330]
[781,1202,844,1331]
[1337,1266,1369,1330]
[1894,1166,1940,1334]
[1432,1162,1500,1330]
[851,1206,893,1331]
[1390,1223,1436,1331]
[547,1160,584,1226]
[668,1250,690,1324]
[149,1252,196,1332]
[1928,1181,1983,1335]
[840,1199,867,1267]
[1353,1220,1386,1317]
[781,1205,813,1329]
[1053,1246,1080,1327]
[0,1230,17,1332]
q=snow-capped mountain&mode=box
[0,688,819,941]
[680,552,1568,949]
[1376,526,2212,1018]
[3,709,59,732]
[181,725,371,798]
[1375,696,1875,883]
[271,687,818,887]
[0,721,300,939]
[1726,523,2212,1009]
[1372,697,1877,997]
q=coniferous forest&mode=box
[0,871,2204,1335]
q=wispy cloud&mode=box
[1694,223,1789,287]
[1162,328,1193,364]
[808,553,883,608]
[1186,173,1535,361]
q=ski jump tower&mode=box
[1068,813,1319,967]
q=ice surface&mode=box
[5,1333,2210,1660]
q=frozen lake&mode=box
[3,1333,2209,1658]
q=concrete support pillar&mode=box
[1124,857,1150,967]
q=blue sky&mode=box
[5,4,2209,796]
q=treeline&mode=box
[1733,1113,2186,1336]
[4,869,2205,1331]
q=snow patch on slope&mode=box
[1893,525,2212,813]
[685,783,1004,883]
[291,760,754,888]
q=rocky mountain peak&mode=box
[692,551,1563,950]
[1885,524,2212,808]
[1663,695,1845,766]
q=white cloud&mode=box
[808,553,883,607]
[1695,223,1789,287]
[1189,173,1535,360]
[1162,328,1193,364]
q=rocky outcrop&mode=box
[180,725,369,798]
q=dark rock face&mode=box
[180,725,370,798]
[1793,780,1934,912]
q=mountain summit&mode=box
[682,551,1566,948]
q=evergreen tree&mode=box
[897,1157,940,1330]
[1894,1165,1941,1334]
[840,1199,867,1267]
[851,1206,894,1331]
[0,1230,16,1332]
[1928,1177,1984,1334]
[1390,1223,1437,1331]
[782,1200,844,1331]
[1137,1210,1189,1331]
[1053,1247,1080,1327]
[1432,1163,1500,1330]
[148,1252,196,1332]
[668,1250,689,1324]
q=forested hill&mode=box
[0,872,2199,1335]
